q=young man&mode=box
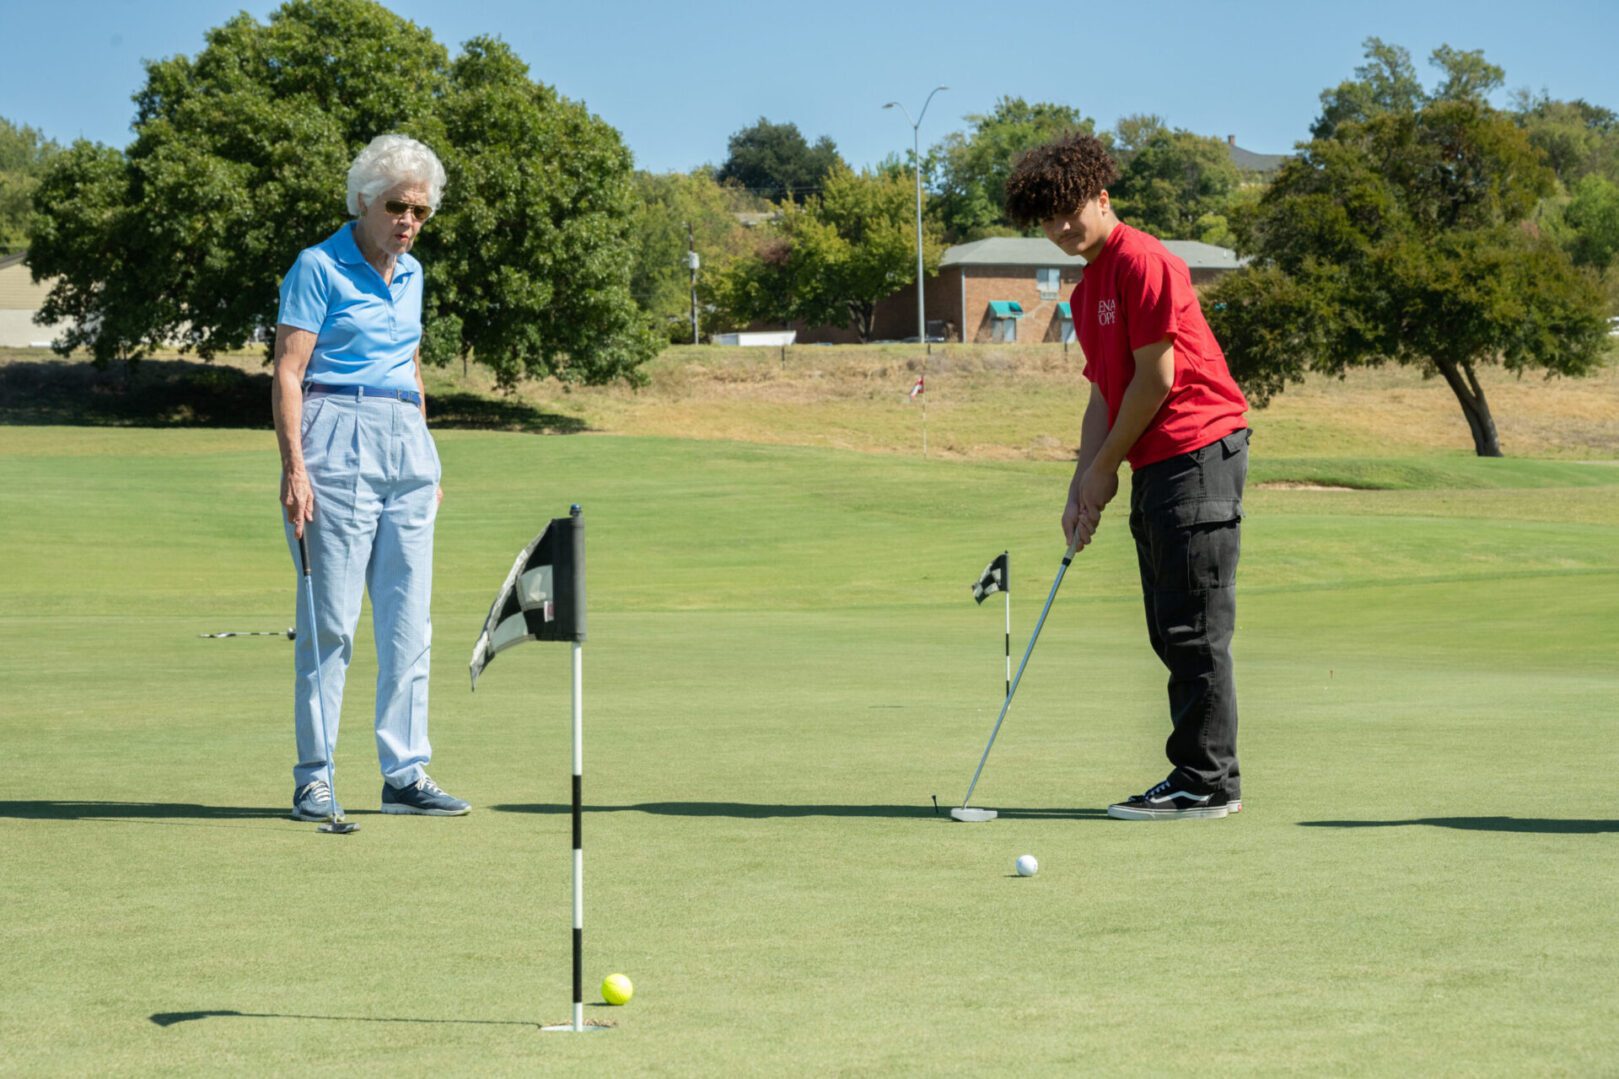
[1004,133,1250,821]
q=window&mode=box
[1036,267,1061,299]
[987,300,1024,343]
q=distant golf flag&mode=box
[909,375,924,399]
[971,552,1009,604]
[469,508,602,1034]
[971,551,1012,700]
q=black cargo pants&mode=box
[1127,428,1248,800]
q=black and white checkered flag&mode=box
[971,551,1009,604]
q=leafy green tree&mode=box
[1208,44,1609,458]
[714,118,842,203]
[1110,128,1241,240]
[1111,114,1167,161]
[628,169,762,341]
[27,0,656,384]
[714,166,942,342]
[1512,92,1619,187]
[0,117,60,253]
[1562,174,1619,270]
[931,97,1098,240]
[1311,37,1425,140]
[422,37,655,386]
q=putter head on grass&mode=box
[950,807,997,822]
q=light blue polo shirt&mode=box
[277,223,423,391]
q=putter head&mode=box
[318,817,359,835]
[950,807,997,822]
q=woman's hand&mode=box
[282,469,316,538]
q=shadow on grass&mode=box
[1299,817,1619,834]
[0,358,587,433]
[0,800,286,821]
[151,1009,542,1029]
[492,802,1110,821]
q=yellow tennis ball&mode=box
[602,973,634,1006]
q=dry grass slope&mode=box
[4,342,1616,460]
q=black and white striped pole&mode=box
[1002,552,1012,701]
[467,504,602,1033]
[541,505,601,1033]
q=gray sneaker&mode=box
[292,779,344,821]
[381,775,471,816]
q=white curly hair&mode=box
[345,134,447,217]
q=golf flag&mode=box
[909,375,924,399]
[469,510,586,689]
[971,551,1009,604]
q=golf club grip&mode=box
[297,533,311,576]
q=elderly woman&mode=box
[273,134,469,820]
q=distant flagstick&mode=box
[957,542,1075,821]
[909,373,927,457]
[1002,570,1011,699]
[469,505,603,1034]
[972,551,1012,699]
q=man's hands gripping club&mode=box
[1062,340,1176,552]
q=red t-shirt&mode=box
[1074,223,1248,469]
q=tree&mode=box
[422,37,656,386]
[932,97,1098,240]
[1562,174,1619,270]
[1207,43,1610,458]
[1512,92,1619,187]
[713,166,942,342]
[0,117,59,253]
[1112,114,1168,161]
[713,118,842,203]
[1311,37,1424,140]
[27,0,657,384]
[628,169,761,341]
[1110,128,1241,241]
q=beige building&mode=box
[0,252,73,347]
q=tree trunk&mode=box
[849,300,877,343]
[1434,358,1503,457]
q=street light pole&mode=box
[884,85,947,349]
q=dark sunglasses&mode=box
[383,199,432,222]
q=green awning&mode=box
[1056,302,1071,319]
[988,300,1024,318]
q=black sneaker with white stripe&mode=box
[1108,778,1231,820]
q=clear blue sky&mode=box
[2,0,1615,172]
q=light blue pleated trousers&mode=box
[284,391,440,790]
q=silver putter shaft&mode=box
[298,533,357,836]
[953,537,1080,821]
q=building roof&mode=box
[941,237,1086,269]
[0,251,27,272]
[1225,140,1289,173]
[940,236,1246,272]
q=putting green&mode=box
[1,426,1616,1074]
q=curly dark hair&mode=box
[1003,133,1120,228]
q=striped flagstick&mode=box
[466,506,604,1033]
[1003,555,1011,700]
[969,550,1012,697]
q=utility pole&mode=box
[686,222,700,345]
[884,86,948,458]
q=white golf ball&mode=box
[1015,854,1039,877]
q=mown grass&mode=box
[1,418,1616,1075]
